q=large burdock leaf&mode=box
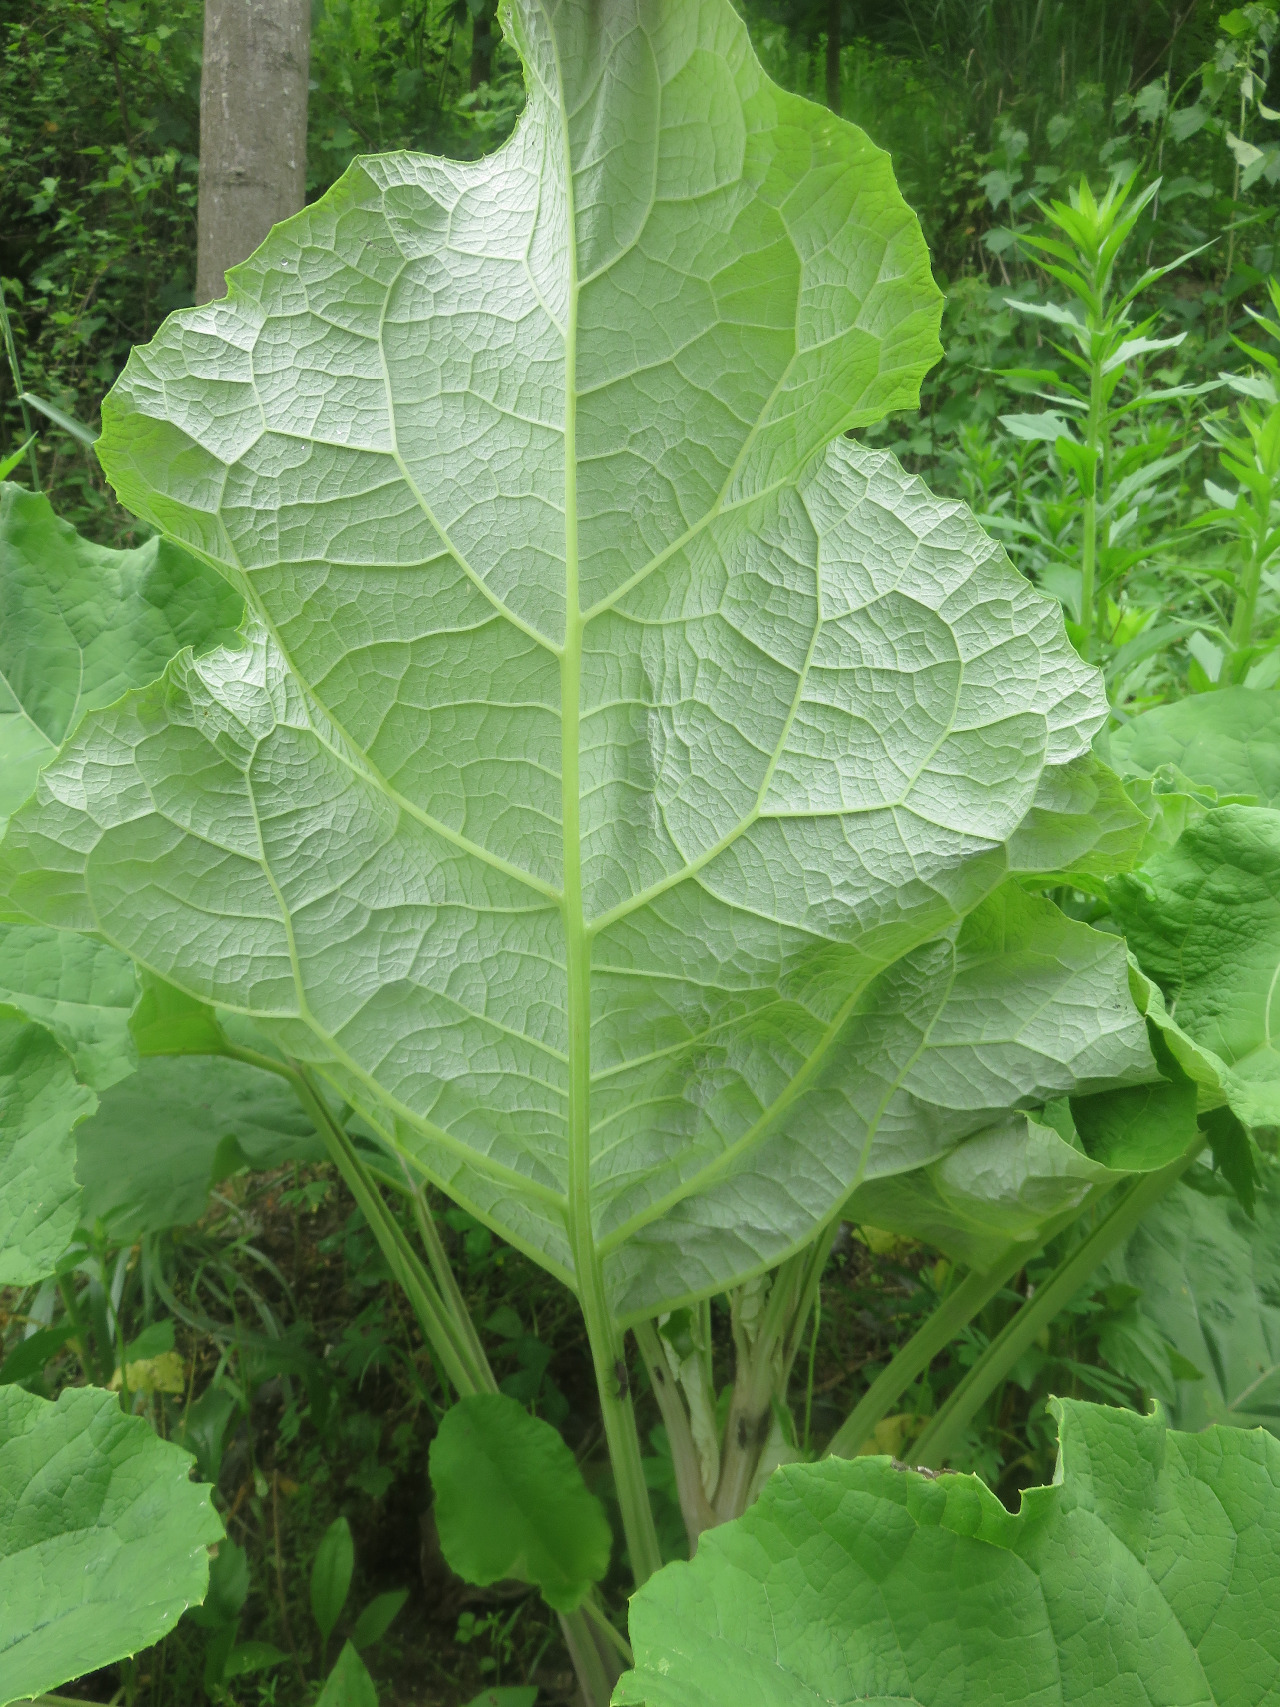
[0,1384,222,1705]
[616,1398,1280,1707]
[0,0,1111,1318]
[0,1007,95,1284]
[1111,805,1280,1130]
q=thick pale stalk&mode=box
[575,1269,662,1584]
[559,1606,621,1707]
[634,1320,716,1548]
[398,1160,494,1386]
[713,1255,808,1521]
[912,1138,1205,1468]
[777,1222,841,1394]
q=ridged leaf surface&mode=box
[0,0,1123,1316]
[1113,805,1280,1130]
[617,1399,1280,1706]
[0,1007,95,1285]
[0,1385,221,1704]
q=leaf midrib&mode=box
[552,3,595,1295]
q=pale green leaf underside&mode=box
[616,1399,1280,1707]
[1105,1159,1280,1432]
[0,1384,222,1706]
[1112,805,1280,1130]
[849,1111,1127,1270]
[0,1007,95,1286]
[4,0,1116,1317]
[842,878,1157,1267]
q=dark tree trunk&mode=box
[470,0,498,90]
[197,0,311,304]
[826,0,842,114]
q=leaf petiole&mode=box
[912,1133,1205,1468]
[284,1063,496,1399]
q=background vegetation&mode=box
[3,2,1278,1703]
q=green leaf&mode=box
[0,480,242,830]
[616,1398,1280,1707]
[0,1317,77,1386]
[0,438,36,483]
[223,1640,290,1678]
[464,1693,538,1707]
[1096,1300,1195,1409]
[315,1641,378,1707]
[20,391,99,447]
[311,1516,355,1644]
[0,1384,222,1704]
[845,1008,1197,1270]
[173,1382,240,1487]
[1201,1103,1261,1214]
[201,1624,239,1692]
[184,1539,250,1632]
[74,1053,322,1239]
[1111,806,1280,1130]
[1,0,1115,1318]
[125,1319,176,1363]
[1110,686,1280,807]
[1105,1157,1280,1432]
[1000,408,1080,442]
[846,1067,1195,1272]
[1070,1054,1199,1172]
[0,1006,96,1284]
[349,1588,408,1651]
[0,1320,77,1387]
[0,923,138,1091]
[128,969,234,1058]
[430,1392,611,1612]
